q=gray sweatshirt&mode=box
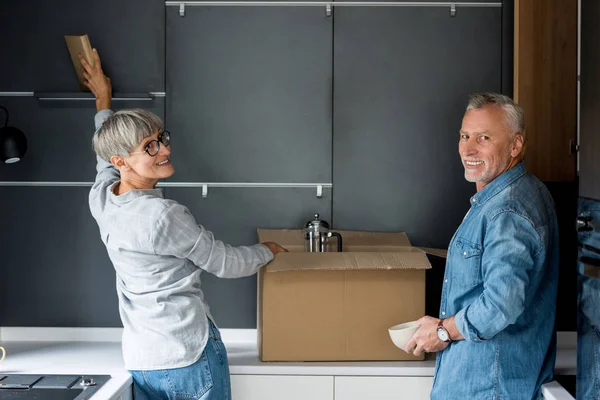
[88,109,273,370]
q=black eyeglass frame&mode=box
[130,130,171,157]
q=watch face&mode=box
[437,327,449,342]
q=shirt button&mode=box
[463,251,467,256]
[442,311,446,316]
[444,279,448,283]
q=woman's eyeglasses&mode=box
[130,130,171,157]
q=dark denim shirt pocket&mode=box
[452,237,483,289]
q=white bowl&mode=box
[388,321,419,351]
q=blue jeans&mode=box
[129,320,231,400]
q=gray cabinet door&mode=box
[580,0,600,201]
[335,0,498,2]
[166,187,332,328]
[0,187,121,327]
[0,0,164,92]
[333,6,502,248]
[166,6,332,183]
[0,97,165,181]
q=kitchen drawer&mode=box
[115,385,133,400]
[231,375,333,400]
[334,376,433,400]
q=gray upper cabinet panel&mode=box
[175,0,499,2]
[172,0,317,2]
[580,0,600,201]
[0,187,121,327]
[166,187,332,328]
[0,97,165,181]
[335,0,499,2]
[166,6,332,183]
[333,7,501,248]
[166,187,331,248]
[0,0,164,92]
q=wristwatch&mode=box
[437,319,452,343]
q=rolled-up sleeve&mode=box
[152,202,274,278]
[455,211,542,342]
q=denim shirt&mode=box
[576,198,600,400]
[430,162,559,400]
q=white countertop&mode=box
[0,341,131,400]
[227,343,577,377]
[0,329,577,399]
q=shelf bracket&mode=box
[316,185,323,198]
[325,3,332,17]
[450,3,456,17]
[179,2,186,17]
[202,184,208,198]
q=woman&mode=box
[81,49,286,400]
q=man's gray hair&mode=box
[93,109,163,161]
[466,93,525,139]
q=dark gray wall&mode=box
[580,0,600,201]
[0,0,165,326]
[0,0,164,93]
[332,6,501,248]
[0,98,165,181]
[165,6,333,183]
[501,0,514,97]
[3,1,578,333]
[0,186,121,326]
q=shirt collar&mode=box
[109,181,164,204]
[469,162,527,206]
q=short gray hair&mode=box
[466,93,525,139]
[93,109,163,161]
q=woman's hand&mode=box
[263,242,288,255]
[80,48,112,111]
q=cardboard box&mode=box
[64,34,95,91]
[257,229,443,362]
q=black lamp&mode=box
[0,105,27,164]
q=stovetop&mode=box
[0,374,110,400]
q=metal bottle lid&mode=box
[304,213,330,232]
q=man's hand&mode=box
[404,316,449,356]
[263,242,288,256]
[80,48,112,111]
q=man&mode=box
[406,93,559,400]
